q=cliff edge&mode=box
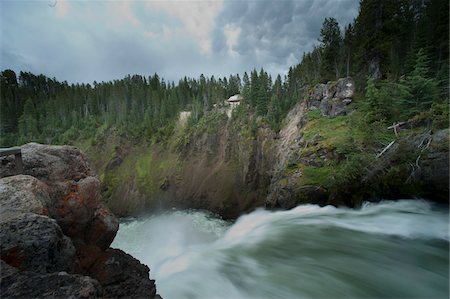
[86,77,448,218]
[0,143,160,298]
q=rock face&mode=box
[0,212,76,273]
[266,78,449,209]
[0,175,51,215]
[0,143,118,249]
[308,77,355,117]
[334,77,356,99]
[1,260,102,299]
[266,78,356,208]
[89,249,158,298]
[85,206,120,251]
[266,101,308,208]
[0,143,159,298]
[78,77,446,222]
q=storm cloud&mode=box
[1,0,358,83]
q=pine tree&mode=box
[226,74,240,98]
[242,72,250,102]
[343,24,355,77]
[319,17,342,81]
[256,69,270,116]
[267,94,281,131]
[18,98,39,141]
[249,70,259,108]
[400,48,438,116]
[364,76,392,123]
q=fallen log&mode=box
[376,140,395,159]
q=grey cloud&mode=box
[1,0,358,84]
[1,1,193,83]
[213,0,358,70]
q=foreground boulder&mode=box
[1,260,101,299]
[0,212,76,273]
[0,143,160,298]
[0,143,118,252]
[0,175,50,216]
[89,249,158,298]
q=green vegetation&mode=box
[300,166,335,187]
[1,0,447,148]
[0,0,447,211]
[297,108,380,190]
[290,0,448,88]
[101,145,182,209]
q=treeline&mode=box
[291,0,448,86]
[0,71,246,146]
[1,0,448,147]
[289,0,448,126]
[0,60,304,146]
[0,64,303,147]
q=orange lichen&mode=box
[58,184,81,213]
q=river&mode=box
[112,199,449,299]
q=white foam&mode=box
[112,200,449,299]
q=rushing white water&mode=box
[112,200,449,299]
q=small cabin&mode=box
[224,94,242,118]
[227,94,242,103]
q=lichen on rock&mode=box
[0,143,160,298]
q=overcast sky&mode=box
[1,0,359,84]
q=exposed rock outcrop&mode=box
[266,101,308,208]
[0,144,118,250]
[84,77,447,219]
[0,175,50,215]
[1,260,102,299]
[308,77,355,117]
[266,79,449,209]
[418,129,449,200]
[89,249,158,298]
[0,143,160,298]
[0,212,76,273]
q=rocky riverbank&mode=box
[0,143,160,298]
